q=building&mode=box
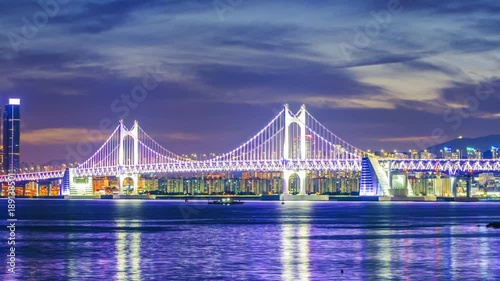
[491,146,499,159]
[408,150,419,159]
[441,147,461,159]
[0,146,3,170]
[290,135,315,159]
[466,147,481,159]
[420,150,436,159]
[3,99,21,174]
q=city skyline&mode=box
[2,96,499,166]
[0,0,499,164]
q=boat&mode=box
[208,197,244,205]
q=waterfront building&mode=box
[0,145,3,171]
[3,98,21,174]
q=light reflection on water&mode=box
[298,222,310,281]
[377,229,392,280]
[281,203,310,281]
[450,226,457,281]
[281,223,294,280]
[115,220,142,281]
[0,200,499,280]
[480,232,490,280]
[116,221,127,281]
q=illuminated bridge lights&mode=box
[379,159,500,175]
[1,105,500,185]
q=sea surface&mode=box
[1,200,499,280]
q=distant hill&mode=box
[427,135,500,157]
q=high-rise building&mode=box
[491,146,499,159]
[466,147,481,159]
[291,135,314,159]
[420,150,436,159]
[3,98,21,174]
[0,107,2,169]
[0,146,3,170]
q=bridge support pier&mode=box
[466,176,472,198]
[58,179,62,196]
[36,183,39,197]
[119,174,139,195]
[451,177,457,197]
[299,171,306,195]
[388,169,392,189]
[283,170,306,195]
[282,171,290,196]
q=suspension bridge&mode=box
[1,104,500,198]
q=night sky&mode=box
[0,0,499,164]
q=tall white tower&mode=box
[118,120,139,194]
[283,104,307,195]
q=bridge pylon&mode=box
[118,120,139,194]
[283,104,307,195]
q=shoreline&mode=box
[2,195,499,202]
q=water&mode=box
[1,200,499,280]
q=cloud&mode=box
[298,96,395,109]
[22,128,109,145]
[149,132,202,142]
[377,136,441,143]
[0,0,499,162]
[47,0,174,34]
[22,127,201,148]
[476,113,500,119]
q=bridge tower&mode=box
[118,120,139,194]
[283,104,307,195]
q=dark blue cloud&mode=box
[401,61,463,76]
[468,18,500,35]
[52,0,167,33]
[194,62,384,99]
